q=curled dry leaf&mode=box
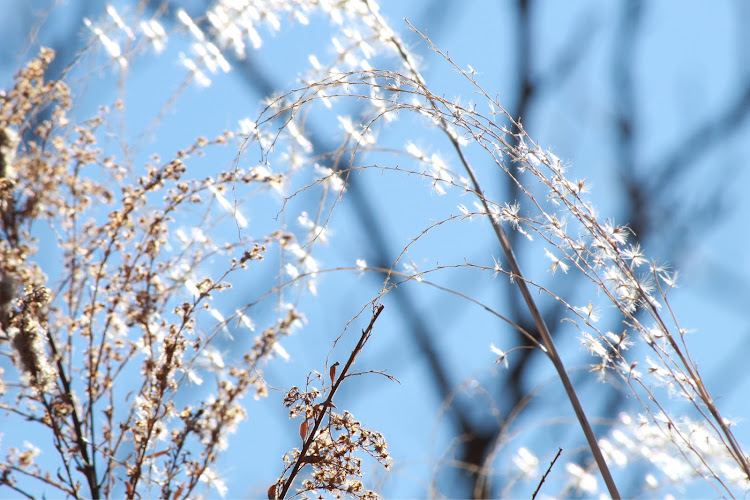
[299,419,309,441]
[313,402,336,418]
[329,361,339,384]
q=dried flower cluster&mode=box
[0,46,329,499]
[277,388,389,500]
[271,304,391,500]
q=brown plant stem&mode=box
[533,447,562,500]
[46,329,100,499]
[459,144,621,500]
[277,303,385,499]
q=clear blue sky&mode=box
[1,1,749,498]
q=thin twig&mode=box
[532,448,562,500]
[277,303,385,499]
[46,326,99,499]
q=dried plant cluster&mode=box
[0,1,748,499]
[0,46,385,498]
[271,304,391,500]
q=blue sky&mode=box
[2,1,750,498]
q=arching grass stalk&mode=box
[361,7,622,497]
